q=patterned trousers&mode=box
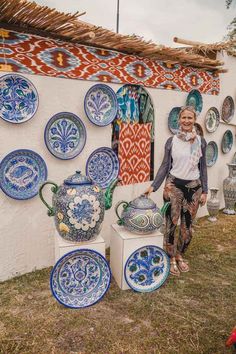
[163,174,202,258]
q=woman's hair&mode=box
[178,105,197,120]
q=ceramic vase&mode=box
[207,188,220,222]
[223,163,236,215]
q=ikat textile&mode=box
[0,28,219,95]
[118,123,151,185]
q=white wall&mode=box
[0,52,235,281]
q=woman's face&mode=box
[179,109,196,132]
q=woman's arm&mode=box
[200,137,208,194]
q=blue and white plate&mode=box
[86,147,119,189]
[84,84,118,126]
[205,107,220,133]
[0,74,39,123]
[0,149,47,200]
[168,107,181,134]
[50,249,111,309]
[221,130,233,154]
[206,141,218,167]
[124,245,170,292]
[186,89,203,115]
[44,112,86,160]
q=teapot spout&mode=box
[104,178,120,210]
[160,202,170,216]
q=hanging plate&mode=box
[50,249,111,309]
[86,147,119,189]
[221,96,235,123]
[0,74,39,123]
[168,107,181,134]
[206,141,218,167]
[205,107,220,133]
[221,130,233,154]
[84,84,118,126]
[124,245,170,292]
[44,112,86,160]
[0,149,47,200]
[186,89,203,115]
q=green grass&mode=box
[0,212,235,354]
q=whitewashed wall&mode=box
[0,52,235,281]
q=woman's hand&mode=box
[199,193,207,206]
[144,186,154,196]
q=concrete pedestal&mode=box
[110,224,164,290]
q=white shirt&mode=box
[170,135,201,180]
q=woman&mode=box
[145,106,208,276]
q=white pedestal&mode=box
[54,233,106,263]
[110,224,164,290]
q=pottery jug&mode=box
[207,188,220,222]
[39,171,119,242]
[115,194,169,234]
[223,163,236,215]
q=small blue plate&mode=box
[221,130,233,154]
[206,141,218,167]
[168,107,181,134]
[205,107,220,133]
[186,89,203,115]
[0,149,47,200]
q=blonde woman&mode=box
[145,106,208,276]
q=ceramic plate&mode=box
[221,130,233,154]
[168,107,181,134]
[0,74,38,123]
[50,249,111,309]
[221,96,235,123]
[124,245,170,292]
[186,89,203,115]
[0,149,47,200]
[44,112,86,160]
[205,107,220,133]
[206,141,218,167]
[84,84,118,126]
[231,152,236,164]
[86,147,119,189]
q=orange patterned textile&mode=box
[118,123,152,185]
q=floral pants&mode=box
[163,174,202,258]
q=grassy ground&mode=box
[0,212,236,354]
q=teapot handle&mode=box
[39,181,59,217]
[115,201,129,226]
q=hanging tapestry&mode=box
[118,123,152,185]
[0,28,219,95]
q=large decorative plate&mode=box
[0,74,38,123]
[221,96,235,123]
[84,84,118,126]
[86,147,119,189]
[168,107,181,134]
[44,112,86,160]
[124,245,170,293]
[0,149,47,200]
[205,107,220,133]
[206,141,218,167]
[186,89,203,115]
[50,249,111,309]
[221,130,233,154]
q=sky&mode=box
[30,0,235,47]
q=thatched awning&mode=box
[0,0,232,72]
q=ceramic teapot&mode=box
[39,171,119,242]
[115,194,169,234]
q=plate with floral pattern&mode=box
[0,149,47,199]
[124,245,170,292]
[0,74,38,123]
[206,141,218,167]
[86,147,119,189]
[50,249,111,308]
[168,107,181,134]
[205,107,220,133]
[44,112,86,160]
[186,89,203,115]
[221,96,235,123]
[84,84,118,126]
[221,130,233,154]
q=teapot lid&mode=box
[130,195,156,210]
[64,171,93,186]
